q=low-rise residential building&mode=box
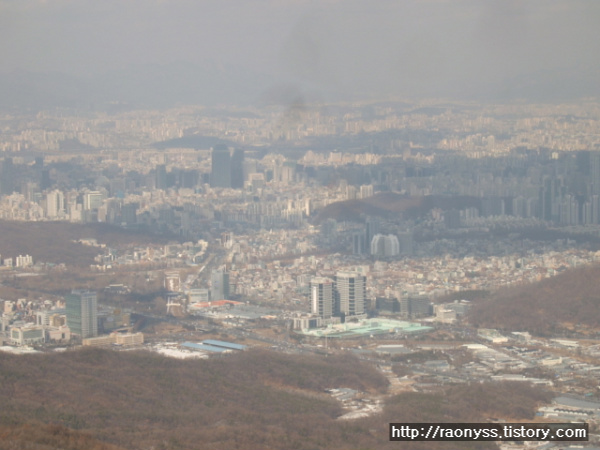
[83,332,144,347]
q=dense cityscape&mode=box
[1,99,600,449]
[1,1,600,449]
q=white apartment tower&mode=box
[370,234,400,257]
[45,189,64,218]
[334,271,366,317]
[311,277,334,319]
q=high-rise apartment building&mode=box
[83,191,103,211]
[311,277,334,319]
[66,290,98,339]
[211,145,231,188]
[334,271,366,317]
[1,157,14,195]
[365,216,380,250]
[121,202,138,226]
[211,269,230,301]
[155,164,167,190]
[45,189,65,218]
[397,232,414,256]
[591,152,600,196]
[231,149,245,189]
[370,234,400,257]
[352,231,367,255]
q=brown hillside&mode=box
[0,220,176,266]
[469,263,600,335]
[0,348,387,450]
[383,382,551,423]
[0,423,126,450]
[313,193,481,224]
[0,348,550,450]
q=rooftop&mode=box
[300,318,433,339]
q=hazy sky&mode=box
[1,0,599,103]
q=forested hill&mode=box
[0,348,387,450]
[0,347,551,450]
[0,423,126,450]
[312,193,481,224]
[468,263,600,335]
[0,220,177,266]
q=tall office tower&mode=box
[45,189,65,218]
[576,150,591,175]
[444,208,461,228]
[34,156,45,170]
[539,177,561,221]
[230,149,245,189]
[311,277,334,319]
[592,195,600,224]
[397,231,414,256]
[23,182,39,202]
[352,231,367,255]
[121,202,138,226]
[211,145,231,188]
[346,185,357,200]
[481,197,505,217]
[359,184,374,199]
[155,164,167,190]
[179,169,199,189]
[83,191,103,210]
[559,194,580,226]
[1,157,14,194]
[66,290,98,339]
[591,152,600,195]
[334,271,366,317]
[279,162,296,184]
[512,196,527,218]
[40,169,52,190]
[365,216,380,249]
[210,269,230,300]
